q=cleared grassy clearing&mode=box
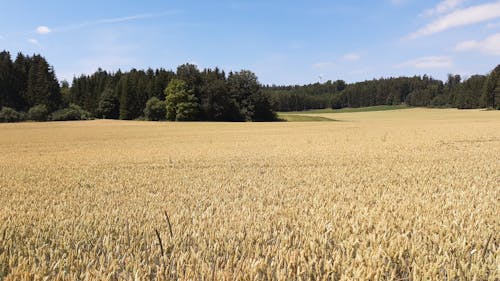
[278,114,337,122]
[282,104,410,115]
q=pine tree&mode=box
[482,65,500,109]
[25,55,61,111]
[0,51,13,108]
[118,76,131,120]
[12,53,30,110]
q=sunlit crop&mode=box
[0,108,499,280]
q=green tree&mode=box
[334,80,346,92]
[144,97,166,121]
[331,93,345,109]
[176,64,202,96]
[227,70,261,121]
[165,79,199,121]
[0,51,14,109]
[28,104,49,121]
[455,75,486,109]
[200,68,231,121]
[152,69,175,99]
[118,75,132,120]
[60,80,71,107]
[0,107,22,122]
[250,91,277,121]
[50,104,92,121]
[25,55,61,111]
[12,53,30,110]
[97,88,119,119]
[482,65,500,109]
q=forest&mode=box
[0,50,499,122]
[265,70,500,112]
[0,51,276,122]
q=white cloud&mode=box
[36,26,51,35]
[0,35,4,40]
[422,0,465,17]
[397,56,453,68]
[455,33,500,55]
[28,38,41,47]
[342,53,361,61]
[408,1,500,39]
[313,62,335,69]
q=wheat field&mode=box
[0,108,499,280]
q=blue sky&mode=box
[1,0,499,85]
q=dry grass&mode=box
[0,108,499,280]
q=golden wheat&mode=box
[0,108,499,280]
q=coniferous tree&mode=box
[118,75,132,120]
[12,53,30,110]
[24,55,61,111]
[0,51,14,109]
[482,65,500,109]
[153,69,175,100]
[454,75,486,109]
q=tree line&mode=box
[1,50,498,123]
[263,80,347,111]
[0,51,276,122]
[266,67,500,112]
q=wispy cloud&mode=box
[342,53,361,61]
[455,33,500,55]
[486,21,500,29]
[44,10,180,34]
[421,0,465,17]
[58,30,140,81]
[349,67,371,75]
[313,62,335,69]
[28,38,41,47]
[408,1,500,39]
[313,53,361,70]
[36,26,51,35]
[397,56,453,68]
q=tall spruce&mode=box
[25,55,61,111]
[0,51,14,109]
[482,65,500,109]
